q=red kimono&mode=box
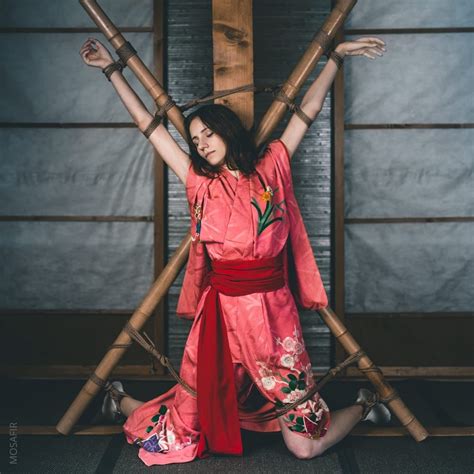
[123,140,330,466]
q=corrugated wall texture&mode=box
[166,0,333,371]
[166,0,213,367]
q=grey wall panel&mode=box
[345,223,474,313]
[344,33,474,124]
[0,33,154,122]
[254,0,332,370]
[0,129,153,215]
[345,129,474,218]
[0,222,153,309]
[346,0,474,29]
[0,0,153,28]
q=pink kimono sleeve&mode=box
[176,164,211,319]
[267,140,328,310]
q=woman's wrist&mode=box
[101,59,115,70]
[334,44,346,57]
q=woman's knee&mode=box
[288,439,325,460]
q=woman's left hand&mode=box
[336,37,386,59]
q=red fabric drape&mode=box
[196,254,285,458]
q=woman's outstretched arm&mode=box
[79,38,190,184]
[280,37,386,158]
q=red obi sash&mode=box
[197,254,285,458]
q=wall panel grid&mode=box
[0,0,162,377]
[335,1,474,372]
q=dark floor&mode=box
[0,379,473,473]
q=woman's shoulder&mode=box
[259,139,291,174]
[184,162,213,206]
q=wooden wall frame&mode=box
[331,18,474,378]
[0,0,166,378]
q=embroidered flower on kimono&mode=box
[251,176,285,236]
[261,376,277,390]
[257,362,274,378]
[294,342,304,355]
[282,336,297,352]
[166,429,176,445]
[280,354,295,369]
[261,186,274,202]
[282,388,307,404]
[191,202,202,242]
[140,433,163,453]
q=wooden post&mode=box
[332,18,347,372]
[152,0,166,375]
[212,0,254,128]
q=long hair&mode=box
[184,104,259,178]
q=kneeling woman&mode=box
[80,36,388,465]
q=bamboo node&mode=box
[109,342,132,351]
[116,41,137,65]
[312,30,331,52]
[89,372,107,388]
[380,389,400,405]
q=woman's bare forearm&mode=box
[106,66,190,184]
[281,37,384,157]
[300,45,345,117]
[107,66,152,129]
[79,38,190,183]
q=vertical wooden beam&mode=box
[152,0,166,375]
[212,0,254,129]
[332,18,346,368]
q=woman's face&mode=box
[189,117,227,167]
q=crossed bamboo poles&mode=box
[57,0,428,442]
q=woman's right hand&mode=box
[79,38,114,69]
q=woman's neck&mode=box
[223,166,240,179]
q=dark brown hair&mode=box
[184,104,259,178]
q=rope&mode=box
[240,350,366,423]
[122,322,196,397]
[116,41,137,65]
[274,89,314,127]
[89,372,107,388]
[313,30,331,52]
[180,83,281,112]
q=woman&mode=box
[80,34,387,465]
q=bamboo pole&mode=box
[319,307,428,441]
[56,234,191,434]
[79,0,187,139]
[254,0,356,145]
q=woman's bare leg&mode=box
[119,396,145,418]
[279,404,363,459]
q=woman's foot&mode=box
[101,381,127,423]
[354,388,391,424]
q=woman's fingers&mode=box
[355,36,386,47]
[363,50,377,59]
